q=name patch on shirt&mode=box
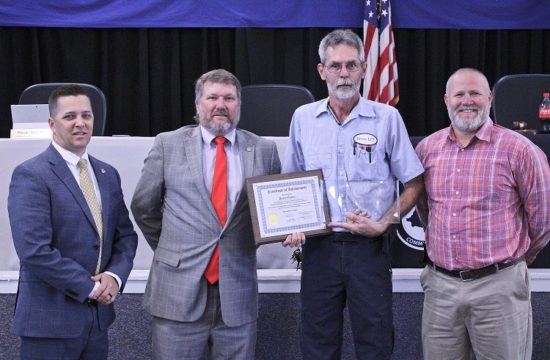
[353,133,377,147]
[353,133,377,160]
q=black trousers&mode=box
[300,233,394,360]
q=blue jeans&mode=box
[300,233,394,360]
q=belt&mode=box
[327,232,383,242]
[426,256,525,281]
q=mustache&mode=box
[336,79,353,86]
[458,106,479,112]
[212,108,229,117]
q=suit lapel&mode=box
[47,146,97,232]
[238,130,256,179]
[184,127,219,222]
[225,130,256,225]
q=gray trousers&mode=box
[151,284,256,360]
[421,261,532,360]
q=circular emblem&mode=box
[267,213,279,226]
[353,133,377,146]
[396,207,425,251]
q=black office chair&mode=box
[19,83,107,136]
[239,84,315,136]
[492,74,550,131]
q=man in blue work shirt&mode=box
[283,29,424,359]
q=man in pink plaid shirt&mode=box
[415,68,550,360]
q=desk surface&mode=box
[1,134,549,273]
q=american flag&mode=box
[363,0,399,106]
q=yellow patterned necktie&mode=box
[77,158,103,275]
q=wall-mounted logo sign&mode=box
[396,207,425,251]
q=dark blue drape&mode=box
[1,0,548,29]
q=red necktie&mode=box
[204,136,227,284]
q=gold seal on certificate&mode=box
[245,169,331,245]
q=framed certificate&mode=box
[246,169,331,245]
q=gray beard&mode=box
[203,121,232,135]
[328,81,361,101]
[199,114,239,136]
[449,108,487,133]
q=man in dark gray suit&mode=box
[131,69,281,359]
[8,85,138,359]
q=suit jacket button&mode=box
[220,235,224,239]
[93,245,99,250]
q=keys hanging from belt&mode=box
[291,247,302,270]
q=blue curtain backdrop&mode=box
[1,0,549,29]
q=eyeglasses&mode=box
[323,61,363,74]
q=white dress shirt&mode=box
[200,126,244,223]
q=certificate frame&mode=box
[246,169,331,245]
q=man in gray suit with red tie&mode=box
[131,69,281,359]
[8,85,138,359]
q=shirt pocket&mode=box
[304,148,332,178]
[345,148,389,181]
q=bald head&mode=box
[445,68,490,96]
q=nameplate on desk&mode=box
[10,128,52,139]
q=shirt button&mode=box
[452,235,457,239]
[455,191,459,195]
[457,169,461,173]
[452,213,457,217]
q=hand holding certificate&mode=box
[245,169,331,245]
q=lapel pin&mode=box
[101,169,106,174]
[246,147,253,152]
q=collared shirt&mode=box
[51,141,101,209]
[416,119,550,270]
[283,97,424,227]
[200,126,243,222]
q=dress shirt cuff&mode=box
[88,281,100,298]
[104,271,122,291]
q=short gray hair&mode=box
[194,69,241,104]
[318,29,365,64]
